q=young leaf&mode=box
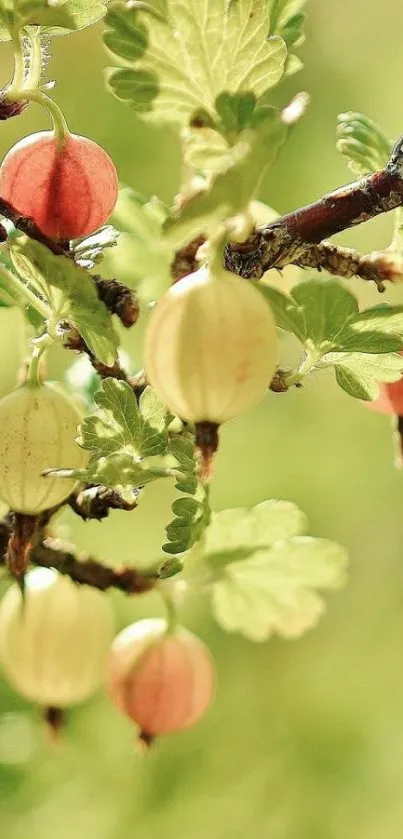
[337,112,392,176]
[318,351,403,401]
[104,0,287,129]
[261,279,403,355]
[164,112,287,248]
[72,226,120,270]
[9,238,118,365]
[0,0,108,40]
[49,380,172,503]
[163,435,211,554]
[201,501,347,641]
[268,0,307,74]
[163,488,211,555]
[109,188,173,303]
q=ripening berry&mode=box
[367,379,403,415]
[144,265,278,423]
[0,131,119,240]
[0,382,86,514]
[0,569,115,707]
[106,618,215,737]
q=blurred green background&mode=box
[2,2,403,837]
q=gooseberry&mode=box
[144,265,278,424]
[0,131,119,240]
[0,382,86,514]
[366,379,403,415]
[0,568,115,707]
[106,618,215,738]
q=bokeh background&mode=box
[1,2,403,837]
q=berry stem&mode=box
[26,333,53,385]
[14,90,69,144]
[159,585,178,634]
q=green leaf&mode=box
[108,188,173,303]
[79,379,169,460]
[318,351,403,400]
[333,304,403,354]
[51,379,172,500]
[163,434,211,554]
[9,239,118,365]
[201,501,347,641]
[291,279,359,349]
[261,279,403,356]
[168,436,199,495]
[72,226,120,270]
[258,284,306,342]
[0,0,108,40]
[163,489,211,555]
[104,0,287,129]
[337,112,392,177]
[204,500,308,562]
[268,0,306,74]
[164,112,287,248]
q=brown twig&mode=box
[226,135,403,288]
[0,197,139,327]
[0,520,157,594]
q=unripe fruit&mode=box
[0,131,119,240]
[145,265,278,423]
[0,569,115,707]
[106,618,215,737]
[0,382,86,514]
[366,379,403,415]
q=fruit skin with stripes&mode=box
[106,618,215,737]
[0,568,115,707]
[366,378,403,415]
[0,131,119,240]
[0,382,86,514]
[144,265,278,424]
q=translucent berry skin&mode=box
[0,569,115,707]
[0,131,119,240]
[0,383,87,514]
[106,618,215,736]
[367,380,403,415]
[144,266,278,423]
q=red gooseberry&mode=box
[106,618,215,739]
[367,379,403,415]
[0,131,119,240]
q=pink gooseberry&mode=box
[106,618,215,739]
[0,131,119,240]
[367,379,403,415]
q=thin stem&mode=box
[158,584,178,634]
[390,206,403,255]
[14,89,69,143]
[23,27,44,90]
[283,348,320,387]
[26,333,53,385]
[0,263,49,316]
